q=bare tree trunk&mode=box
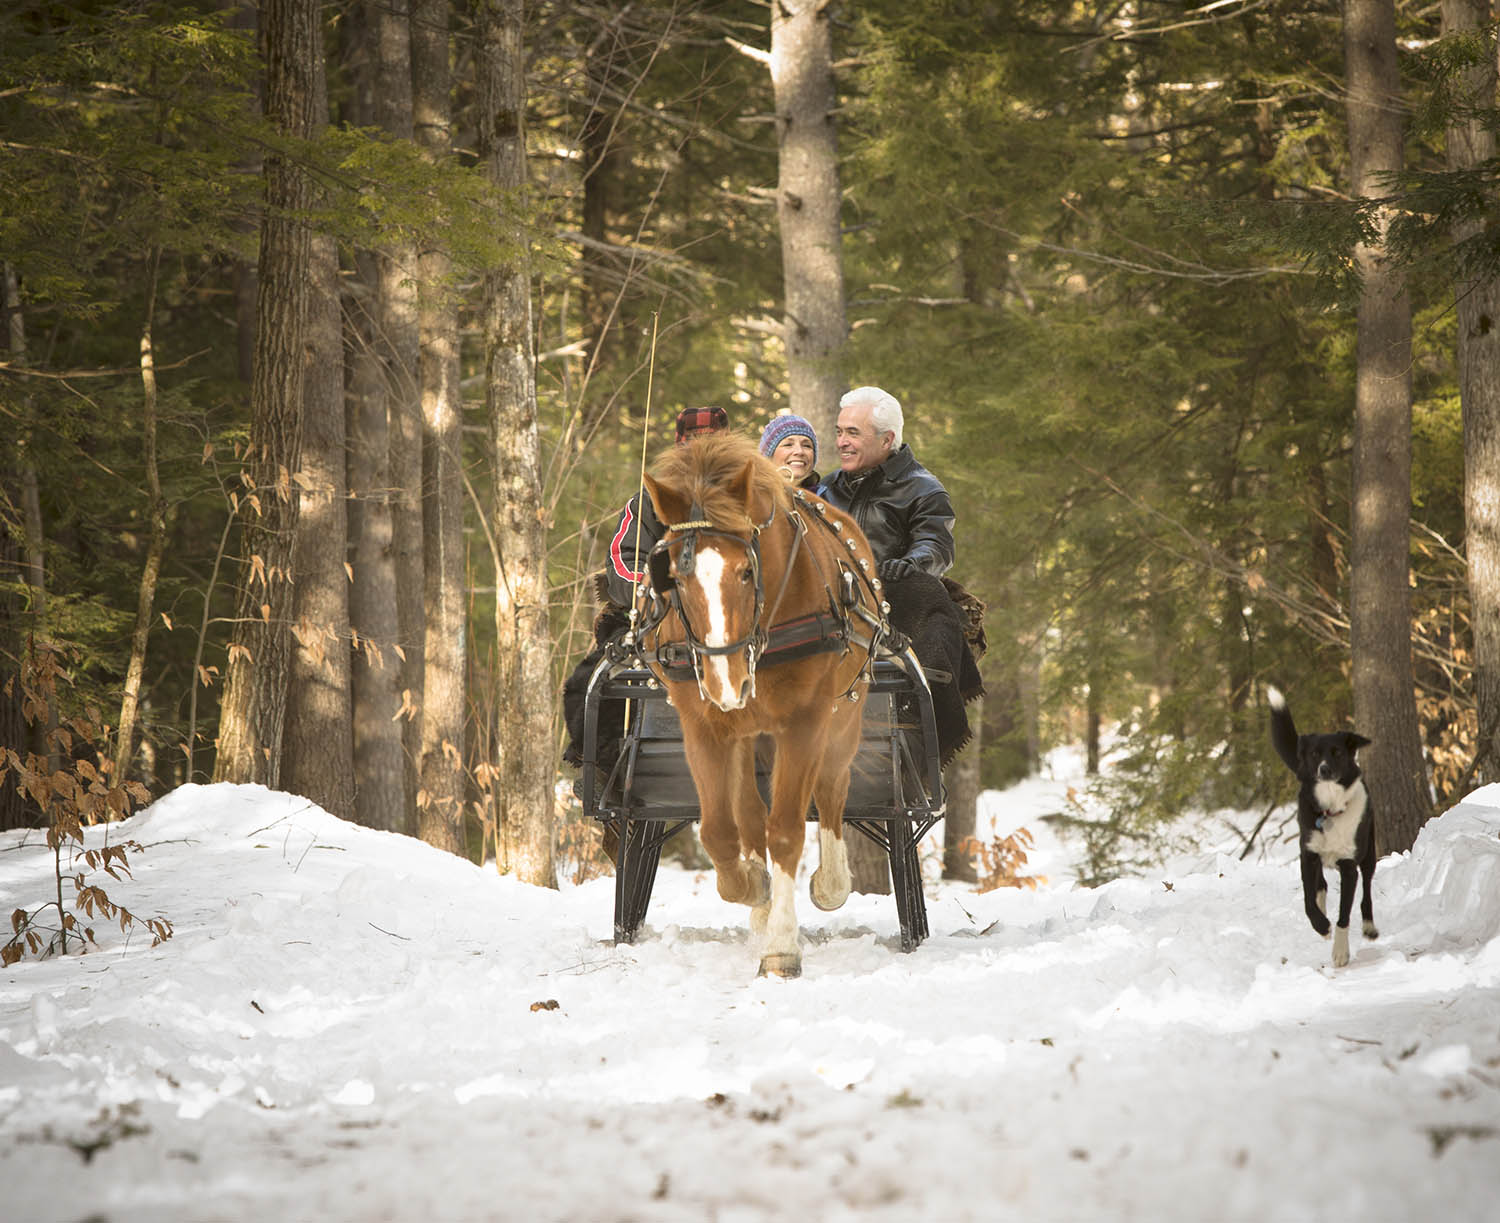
[229,0,260,387]
[770,0,881,890]
[346,6,410,832]
[2,265,36,826]
[770,0,846,444]
[113,251,169,785]
[1443,0,1500,790]
[1343,0,1431,851]
[214,0,319,787]
[282,35,356,822]
[943,694,980,883]
[370,0,426,818]
[479,0,556,886]
[413,0,467,855]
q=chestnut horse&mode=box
[634,433,891,977]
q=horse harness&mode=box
[630,487,901,700]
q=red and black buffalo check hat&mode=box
[674,405,729,442]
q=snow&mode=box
[3,757,1500,1222]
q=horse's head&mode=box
[643,435,784,712]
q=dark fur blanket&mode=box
[883,572,985,768]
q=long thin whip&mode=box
[628,310,660,635]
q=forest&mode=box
[3,0,1498,892]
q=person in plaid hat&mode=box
[604,406,730,607]
[758,413,821,490]
[674,404,729,442]
[563,406,732,784]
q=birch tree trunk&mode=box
[413,0,467,854]
[282,37,356,821]
[1343,0,1432,851]
[214,0,318,787]
[1442,0,1500,789]
[771,0,847,445]
[479,0,556,886]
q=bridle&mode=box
[634,487,898,705]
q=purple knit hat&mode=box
[758,414,819,465]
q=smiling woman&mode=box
[758,413,821,489]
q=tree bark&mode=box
[214,0,318,787]
[943,694,980,883]
[1343,0,1432,851]
[282,33,356,822]
[1442,0,1500,790]
[479,0,556,887]
[113,252,169,786]
[413,0,467,855]
[346,5,411,832]
[370,0,426,819]
[770,0,847,444]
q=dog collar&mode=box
[1316,807,1342,829]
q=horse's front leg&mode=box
[809,697,863,912]
[683,723,769,910]
[759,726,825,978]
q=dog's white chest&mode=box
[1308,779,1366,864]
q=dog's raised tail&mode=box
[1267,685,1299,773]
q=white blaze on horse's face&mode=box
[684,543,754,711]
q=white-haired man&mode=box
[817,386,956,584]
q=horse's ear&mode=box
[643,473,688,527]
[726,458,767,522]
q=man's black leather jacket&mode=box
[817,444,955,578]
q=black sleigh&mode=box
[577,647,947,952]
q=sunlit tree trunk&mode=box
[371,0,426,818]
[770,0,846,444]
[413,0,467,854]
[113,252,169,786]
[1443,0,1500,789]
[479,0,556,886]
[770,0,884,891]
[282,35,356,821]
[346,5,410,832]
[214,0,318,787]
[1343,0,1431,851]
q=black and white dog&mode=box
[1267,686,1379,968]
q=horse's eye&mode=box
[740,566,754,584]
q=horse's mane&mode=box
[649,432,791,529]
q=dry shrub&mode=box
[961,827,1046,893]
[1,642,172,964]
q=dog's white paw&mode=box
[1363,920,1379,939]
[1332,926,1350,968]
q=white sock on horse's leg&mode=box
[758,861,801,978]
[810,825,850,911]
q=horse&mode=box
[632,432,892,977]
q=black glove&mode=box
[877,557,918,583]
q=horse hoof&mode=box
[758,953,802,979]
[716,859,771,907]
[745,860,771,907]
[809,869,849,912]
